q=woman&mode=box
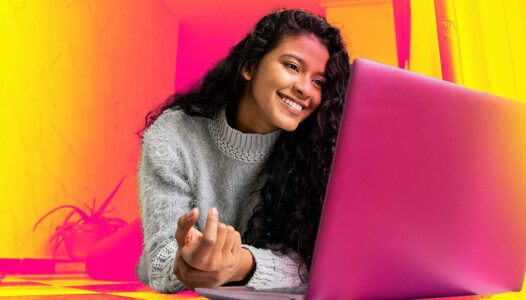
[136,8,351,293]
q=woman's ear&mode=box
[242,64,253,81]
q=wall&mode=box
[1,0,179,259]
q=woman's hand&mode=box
[174,207,254,287]
[173,247,236,290]
[175,207,241,272]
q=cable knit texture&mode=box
[136,108,308,293]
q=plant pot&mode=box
[61,226,116,261]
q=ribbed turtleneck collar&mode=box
[207,108,281,163]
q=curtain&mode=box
[434,0,526,101]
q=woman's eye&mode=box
[285,63,299,71]
[314,80,325,87]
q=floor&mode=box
[0,273,524,299]
[0,274,205,299]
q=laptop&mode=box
[197,57,526,299]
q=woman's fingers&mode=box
[202,207,219,239]
[175,208,199,247]
[191,208,219,263]
[212,223,228,257]
[232,231,241,257]
[222,225,236,257]
[177,208,242,272]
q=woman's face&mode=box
[236,33,329,133]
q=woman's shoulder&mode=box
[150,108,196,129]
[139,109,203,182]
[144,109,205,140]
[141,108,210,154]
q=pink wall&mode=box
[174,4,325,92]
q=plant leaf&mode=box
[33,205,90,232]
[51,222,77,239]
[105,205,116,213]
[52,237,63,259]
[50,231,61,245]
[82,202,92,214]
[61,210,78,228]
[106,217,128,227]
[93,175,126,218]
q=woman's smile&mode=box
[277,92,305,116]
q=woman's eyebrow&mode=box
[280,53,326,77]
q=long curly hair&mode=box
[138,8,351,282]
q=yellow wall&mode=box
[454,0,526,101]
[326,0,398,67]
[0,1,179,259]
[409,0,441,79]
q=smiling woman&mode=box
[135,8,350,293]
[236,34,329,133]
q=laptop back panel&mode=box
[308,58,526,299]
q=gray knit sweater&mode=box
[136,108,308,293]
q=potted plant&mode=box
[33,175,128,260]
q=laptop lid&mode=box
[308,58,526,300]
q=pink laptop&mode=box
[198,57,526,299]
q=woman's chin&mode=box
[278,121,300,132]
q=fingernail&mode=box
[186,209,194,219]
[211,207,218,216]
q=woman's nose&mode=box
[293,76,311,98]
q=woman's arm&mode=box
[240,244,309,288]
[138,138,307,291]
[137,122,194,293]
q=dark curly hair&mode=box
[138,8,351,282]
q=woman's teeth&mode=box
[279,95,303,111]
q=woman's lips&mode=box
[277,92,302,116]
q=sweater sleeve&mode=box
[136,117,194,293]
[240,244,309,288]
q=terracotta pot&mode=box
[61,226,115,261]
